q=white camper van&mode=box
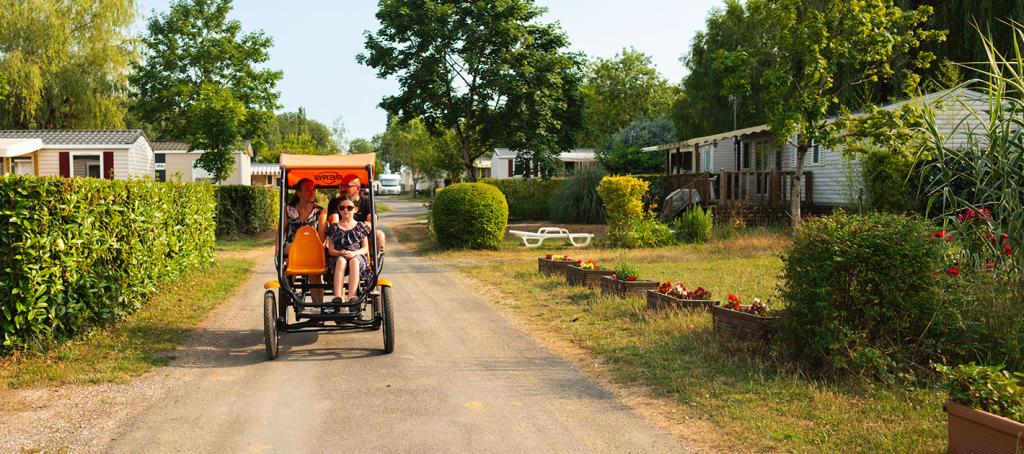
[378,173,402,195]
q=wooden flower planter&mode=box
[710,305,781,341]
[565,265,614,287]
[600,276,658,298]
[537,257,575,276]
[945,399,1024,454]
[646,291,718,311]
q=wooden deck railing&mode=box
[665,171,813,206]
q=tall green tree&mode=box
[0,0,136,129]
[377,117,442,189]
[899,0,1024,69]
[596,118,676,175]
[358,0,583,181]
[579,48,681,147]
[717,0,942,227]
[347,137,374,154]
[256,108,340,162]
[131,0,282,182]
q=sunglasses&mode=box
[338,205,356,211]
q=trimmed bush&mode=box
[550,167,606,224]
[431,182,508,249]
[778,211,956,379]
[480,177,562,221]
[215,185,279,238]
[0,176,215,353]
[596,176,648,243]
[672,206,713,243]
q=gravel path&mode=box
[1,198,688,453]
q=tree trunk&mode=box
[461,135,476,182]
[791,144,807,228]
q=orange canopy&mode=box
[280,153,376,188]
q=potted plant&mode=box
[600,262,658,298]
[538,253,575,276]
[646,282,718,310]
[565,259,614,287]
[710,294,782,341]
[935,363,1024,454]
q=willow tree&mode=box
[0,0,136,129]
[717,0,943,226]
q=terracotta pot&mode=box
[599,276,658,298]
[646,290,717,311]
[537,257,575,276]
[565,265,614,287]
[710,305,781,341]
[945,399,1024,454]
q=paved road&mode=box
[107,197,686,453]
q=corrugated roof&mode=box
[0,130,145,145]
[151,140,254,156]
[150,141,191,151]
[492,148,597,161]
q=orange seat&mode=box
[285,225,326,276]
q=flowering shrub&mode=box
[575,259,599,270]
[779,211,957,379]
[657,282,711,300]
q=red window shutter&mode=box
[508,159,513,177]
[59,152,70,177]
[103,151,114,179]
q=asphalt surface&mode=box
[107,197,687,453]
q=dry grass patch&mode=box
[444,230,946,452]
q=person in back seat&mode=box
[277,178,328,306]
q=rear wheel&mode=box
[381,286,394,354]
[263,290,279,360]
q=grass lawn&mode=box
[0,254,255,389]
[426,229,946,452]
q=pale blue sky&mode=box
[135,1,723,142]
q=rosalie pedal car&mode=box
[262,153,393,360]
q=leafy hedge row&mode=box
[0,176,216,353]
[479,178,563,221]
[215,185,279,238]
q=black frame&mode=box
[273,163,386,332]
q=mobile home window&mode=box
[700,144,714,171]
[71,153,103,178]
[812,144,821,164]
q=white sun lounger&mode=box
[508,227,594,248]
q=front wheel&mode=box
[263,290,279,360]
[381,286,394,354]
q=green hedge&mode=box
[480,178,563,221]
[431,183,508,249]
[778,211,956,379]
[215,185,279,238]
[0,176,216,353]
[862,151,917,213]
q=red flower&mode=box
[725,293,742,310]
[1005,243,1014,256]
[946,267,960,277]
[625,276,638,282]
[544,254,553,259]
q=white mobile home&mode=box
[151,141,252,185]
[644,88,989,210]
[0,130,154,179]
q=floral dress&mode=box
[284,204,324,252]
[325,222,372,281]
